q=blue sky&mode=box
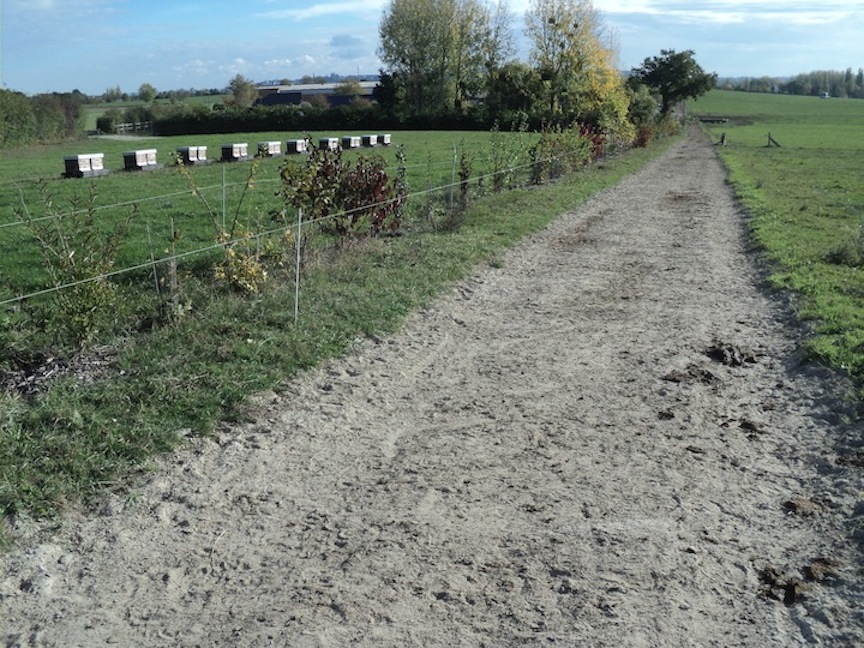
[1,0,863,96]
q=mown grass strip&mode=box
[0,137,673,543]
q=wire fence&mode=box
[0,143,590,328]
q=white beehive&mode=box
[123,149,158,171]
[176,146,208,164]
[341,136,361,149]
[286,139,308,154]
[362,135,378,147]
[64,153,106,178]
[378,133,392,146]
[319,137,339,151]
[221,143,249,162]
[258,141,282,156]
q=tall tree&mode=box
[451,0,485,109]
[526,0,589,116]
[379,0,510,115]
[452,0,515,110]
[103,85,123,103]
[228,74,259,107]
[138,83,157,103]
[525,0,631,136]
[630,49,716,116]
[485,61,543,119]
[379,0,446,115]
[482,0,516,80]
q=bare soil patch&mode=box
[3,128,863,647]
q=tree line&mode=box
[722,68,864,98]
[376,0,637,139]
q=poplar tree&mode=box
[378,0,513,116]
[379,0,446,115]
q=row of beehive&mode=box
[63,134,393,177]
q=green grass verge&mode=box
[691,89,864,379]
[0,138,674,542]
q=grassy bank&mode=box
[692,90,864,381]
[0,135,674,539]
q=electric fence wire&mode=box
[0,147,586,308]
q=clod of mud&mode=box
[705,341,758,366]
[662,364,719,384]
[759,566,809,606]
[738,418,769,436]
[783,497,826,517]
[836,451,864,468]
[759,557,843,606]
[803,557,843,583]
[719,417,770,439]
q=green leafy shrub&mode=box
[176,154,271,294]
[15,181,134,348]
[488,119,529,192]
[529,123,595,185]
[95,107,124,134]
[279,141,407,244]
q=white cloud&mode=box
[173,59,212,77]
[6,0,122,12]
[595,0,858,25]
[259,0,386,21]
[265,58,295,68]
[220,58,252,76]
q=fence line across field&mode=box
[1,143,553,233]
[0,158,468,232]
[1,147,585,321]
[0,147,461,193]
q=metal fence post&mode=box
[294,208,302,324]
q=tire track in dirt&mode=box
[3,128,863,647]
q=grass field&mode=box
[0,130,537,296]
[691,89,864,380]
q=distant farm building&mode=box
[255,82,377,108]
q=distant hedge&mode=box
[0,89,85,148]
[152,103,542,136]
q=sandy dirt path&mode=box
[3,128,863,647]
